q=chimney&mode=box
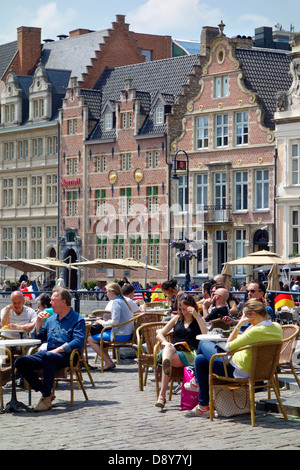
[17,26,41,75]
[69,28,93,38]
[200,26,220,55]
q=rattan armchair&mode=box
[209,341,288,426]
[98,316,139,372]
[0,346,12,411]
[27,346,89,407]
[153,331,184,401]
[271,324,300,395]
[136,322,167,391]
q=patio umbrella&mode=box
[112,258,162,272]
[281,257,300,265]
[227,250,289,266]
[25,257,78,269]
[71,258,137,270]
[0,259,54,273]
[221,262,233,290]
[267,263,281,291]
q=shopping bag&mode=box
[213,386,250,417]
[180,366,199,410]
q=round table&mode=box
[0,338,41,412]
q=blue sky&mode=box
[0,0,299,44]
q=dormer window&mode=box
[155,106,164,125]
[33,99,44,118]
[104,112,113,131]
[5,104,15,123]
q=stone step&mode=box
[257,374,300,417]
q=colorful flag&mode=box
[274,293,294,310]
[150,283,165,302]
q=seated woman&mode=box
[88,282,134,371]
[155,294,207,409]
[161,279,183,312]
[185,299,283,418]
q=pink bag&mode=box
[180,366,199,410]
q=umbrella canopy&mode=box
[221,262,233,290]
[227,250,289,266]
[267,264,281,291]
[25,257,78,269]
[72,258,137,270]
[282,257,300,265]
[0,259,54,273]
[112,258,163,272]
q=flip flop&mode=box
[155,397,166,409]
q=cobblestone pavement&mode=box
[1,352,300,452]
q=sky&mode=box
[0,0,299,45]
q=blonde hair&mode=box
[106,282,132,311]
[243,299,267,318]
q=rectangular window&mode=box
[146,151,159,168]
[196,230,208,274]
[235,171,248,211]
[178,175,188,212]
[236,111,248,145]
[255,169,269,210]
[32,176,43,205]
[196,116,209,149]
[121,112,133,129]
[104,113,113,131]
[146,186,159,213]
[235,229,247,274]
[148,234,160,266]
[120,153,132,171]
[3,227,13,259]
[292,210,300,255]
[130,235,142,260]
[215,114,228,147]
[155,106,164,125]
[120,187,132,215]
[46,174,57,204]
[196,174,208,210]
[68,119,78,135]
[67,190,78,216]
[67,158,78,175]
[96,189,106,216]
[292,143,300,185]
[214,76,228,98]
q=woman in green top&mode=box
[185,299,283,418]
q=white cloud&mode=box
[127,0,223,39]
[31,2,78,37]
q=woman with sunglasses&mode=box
[155,295,207,409]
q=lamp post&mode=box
[172,150,190,292]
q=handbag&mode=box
[180,366,199,410]
[90,322,104,336]
[213,385,250,417]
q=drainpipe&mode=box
[274,148,278,253]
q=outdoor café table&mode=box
[196,333,228,350]
[0,338,41,412]
[0,327,27,339]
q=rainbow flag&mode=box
[274,293,294,310]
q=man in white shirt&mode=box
[0,291,37,338]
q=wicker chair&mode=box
[136,322,167,391]
[153,332,184,401]
[209,341,288,426]
[27,347,89,407]
[79,321,95,387]
[0,347,12,411]
[271,324,300,395]
[98,316,139,372]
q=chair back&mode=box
[248,341,283,383]
[146,301,165,308]
[279,325,300,365]
[136,322,166,357]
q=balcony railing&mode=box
[196,204,232,224]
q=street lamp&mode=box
[172,150,190,292]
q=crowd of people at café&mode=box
[0,270,298,416]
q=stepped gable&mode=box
[89,53,200,140]
[235,47,293,129]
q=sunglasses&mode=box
[247,289,260,294]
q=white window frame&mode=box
[196,116,209,149]
[255,169,269,210]
[234,171,248,211]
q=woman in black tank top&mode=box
[155,294,207,409]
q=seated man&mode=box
[202,288,229,322]
[15,287,86,412]
[0,290,37,337]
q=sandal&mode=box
[155,397,166,409]
[104,363,116,371]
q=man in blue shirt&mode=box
[16,287,85,412]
